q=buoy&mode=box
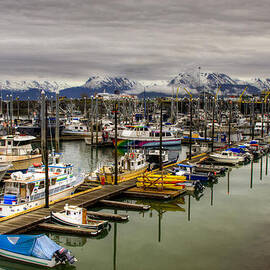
[129,153,135,159]
[33,163,42,167]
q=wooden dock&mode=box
[0,180,136,235]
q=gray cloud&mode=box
[0,0,270,83]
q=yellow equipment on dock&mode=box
[136,173,187,191]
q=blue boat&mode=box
[0,234,76,267]
[171,164,215,182]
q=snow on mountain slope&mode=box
[83,76,142,93]
[0,80,71,92]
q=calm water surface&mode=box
[1,141,270,270]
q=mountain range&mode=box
[0,72,269,100]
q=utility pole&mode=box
[211,97,215,152]
[189,98,192,159]
[55,90,60,152]
[159,101,163,170]
[261,98,264,138]
[28,97,30,120]
[44,100,49,208]
[114,102,118,185]
[10,95,13,134]
[228,100,231,146]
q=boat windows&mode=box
[56,168,62,173]
[155,133,159,137]
[7,140,12,146]
[166,132,171,137]
[51,178,57,185]
[39,181,45,189]
[162,132,166,137]
[66,210,71,215]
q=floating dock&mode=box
[0,180,136,234]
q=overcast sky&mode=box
[0,0,269,84]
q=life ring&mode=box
[130,153,135,159]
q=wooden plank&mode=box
[38,223,99,236]
[100,199,150,210]
[122,191,171,200]
[86,211,128,221]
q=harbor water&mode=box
[1,141,270,270]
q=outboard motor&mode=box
[194,181,204,193]
[208,171,216,181]
[54,248,76,264]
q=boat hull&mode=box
[113,138,181,148]
[51,212,107,231]
[0,248,57,268]
[0,155,42,174]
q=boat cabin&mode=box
[63,204,87,225]
[0,135,36,156]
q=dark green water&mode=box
[1,142,270,270]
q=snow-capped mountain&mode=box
[0,80,71,92]
[248,78,270,90]
[83,76,142,93]
[169,72,240,95]
[0,72,269,99]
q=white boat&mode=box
[0,135,42,173]
[87,149,148,184]
[62,123,90,136]
[209,151,245,164]
[0,163,84,217]
[0,234,76,267]
[51,204,108,231]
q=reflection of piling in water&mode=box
[158,209,161,243]
[188,194,191,221]
[227,170,230,195]
[260,157,263,181]
[266,154,268,176]
[210,185,213,206]
[113,210,117,270]
[250,161,253,189]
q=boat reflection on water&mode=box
[47,233,87,247]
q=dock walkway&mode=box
[0,180,136,235]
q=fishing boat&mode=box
[62,123,90,136]
[0,163,84,217]
[0,234,76,267]
[209,150,245,165]
[87,150,148,184]
[51,204,108,230]
[145,148,178,169]
[112,125,181,148]
[0,135,42,173]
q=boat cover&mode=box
[0,234,61,260]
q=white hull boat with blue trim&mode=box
[0,163,84,217]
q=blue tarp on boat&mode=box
[0,234,61,260]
